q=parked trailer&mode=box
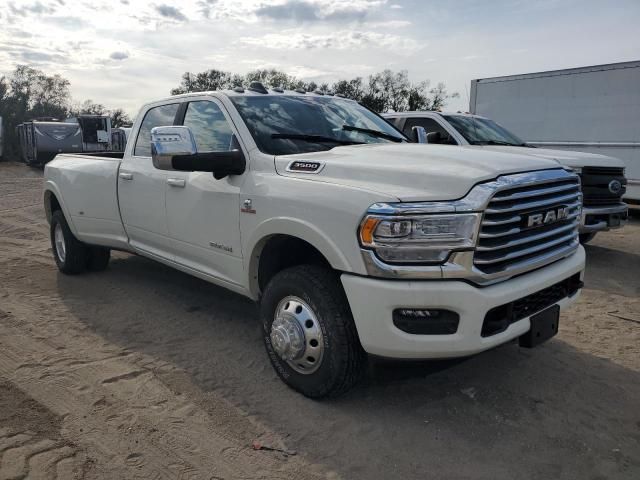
[16,121,83,166]
[65,115,113,152]
[111,127,128,152]
[0,116,4,160]
[470,60,640,203]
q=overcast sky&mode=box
[1,0,639,117]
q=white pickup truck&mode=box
[44,84,585,397]
[384,111,629,243]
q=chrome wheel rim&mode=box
[271,296,324,375]
[54,223,66,263]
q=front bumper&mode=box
[580,203,628,233]
[341,246,585,359]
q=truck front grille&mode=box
[580,166,626,206]
[474,173,581,277]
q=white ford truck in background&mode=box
[44,84,585,397]
[384,111,629,244]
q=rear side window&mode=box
[403,118,457,145]
[134,103,179,157]
[182,101,234,151]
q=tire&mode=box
[260,265,367,398]
[579,232,596,244]
[87,246,111,271]
[50,210,89,274]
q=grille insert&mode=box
[474,174,581,277]
[580,167,626,206]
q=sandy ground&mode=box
[0,161,638,479]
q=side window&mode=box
[183,101,234,151]
[133,103,179,157]
[385,116,403,129]
[403,118,457,145]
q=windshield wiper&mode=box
[271,133,362,145]
[342,125,403,143]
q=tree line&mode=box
[171,68,458,113]
[1,64,458,161]
[0,65,131,160]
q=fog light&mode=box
[392,308,459,335]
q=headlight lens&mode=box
[359,213,480,264]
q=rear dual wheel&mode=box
[50,210,110,274]
[260,265,367,398]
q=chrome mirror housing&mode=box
[151,126,197,170]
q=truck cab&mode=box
[384,111,629,243]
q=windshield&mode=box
[442,115,526,146]
[230,95,406,155]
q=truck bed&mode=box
[44,153,129,250]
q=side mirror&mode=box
[426,131,442,144]
[151,126,196,170]
[151,126,246,178]
[411,126,428,144]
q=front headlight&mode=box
[359,213,481,264]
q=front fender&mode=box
[244,216,356,299]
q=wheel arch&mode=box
[43,182,79,235]
[246,218,353,299]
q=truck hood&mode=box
[274,143,562,202]
[476,145,627,169]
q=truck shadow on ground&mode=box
[581,244,640,297]
[55,253,640,480]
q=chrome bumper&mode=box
[580,203,628,233]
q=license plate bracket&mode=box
[519,304,560,348]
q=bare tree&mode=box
[109,108,132,128]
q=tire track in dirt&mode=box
[0,163,335,479]
[0,271,334,479]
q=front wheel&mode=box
[260,265,367,398]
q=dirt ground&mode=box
[0,161,638,479]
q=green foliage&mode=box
[170,68,458,113]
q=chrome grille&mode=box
[474,173,581,277]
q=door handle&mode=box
[119,172,133,181]
[167,178,186,188]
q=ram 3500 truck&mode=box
[385,111,629,244]
[44,85,585,397]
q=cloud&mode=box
[198,0,217,18]
[109,51,129,60]
[254,0,383,23]
[8,1,57,16]
[365,20,412,28]
[155,4,187,21]
[241,30,420,53]
[44,16,87,29]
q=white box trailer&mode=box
[470,61,640,203]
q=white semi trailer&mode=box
[470,60,640,203]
